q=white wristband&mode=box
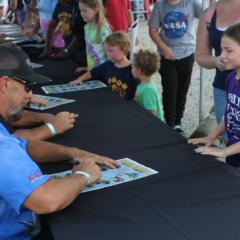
[45,123,57,137]
[74,171,91,185]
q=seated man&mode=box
[0,45,78,141]
[0,45,119,240]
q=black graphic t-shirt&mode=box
[91,61,139,100]
[52,0,80,45]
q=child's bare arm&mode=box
[69,71,92,86]
[149,110,157,116]
[188,120,225,146]
[149,27,175,60]
[193,140,240,159]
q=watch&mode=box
[64,48,69,54]
[74,171,91,185]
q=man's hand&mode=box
[30,95,48,106]
[73,151,120,169]
[73,159,101,185]
[89,154,120,169]
[50,112,78,135]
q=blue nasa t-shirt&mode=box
[148,0,202,59]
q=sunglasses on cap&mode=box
[10,76,32,92]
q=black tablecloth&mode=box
[30,55,240,240]
[31,57,79,81]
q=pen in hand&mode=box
[68,160,81,165]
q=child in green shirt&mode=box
[132,49,164,121]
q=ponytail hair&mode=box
[79,0,109,43]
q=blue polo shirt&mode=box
[0,116,49,240]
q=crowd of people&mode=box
[1,0,240,239]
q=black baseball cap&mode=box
[0,46,51,85]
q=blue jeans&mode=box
[213,87,227,141]
[213,87,226,124]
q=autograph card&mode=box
[41,80,107,94]
[49,158,158,193]
[26,95,75,110]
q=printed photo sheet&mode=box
[49,158,158,193]
[26,94,75,110]
[41,80,107,94]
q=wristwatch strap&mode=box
[45,123,56,137]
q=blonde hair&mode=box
[133,49,160,76]
[104,31,131,55]
[79,0,108,43]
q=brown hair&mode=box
[104,31,131,55]
[79,0,109,43]
[223,23,240,45]
[133,49,160,76]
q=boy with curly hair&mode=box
[132,49,164,121]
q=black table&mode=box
[31,56,240,240]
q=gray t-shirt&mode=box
[148,0,202,59]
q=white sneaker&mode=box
[173,125,183,133]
